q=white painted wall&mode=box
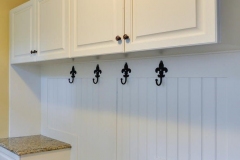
[40,51,240,160]
[9,64,41,137]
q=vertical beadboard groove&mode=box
[128,82,132,160]
[117,81,122,160]
[137,79,139,160]
[179,78,190,160]
[166,78,168,160]
[201,78,203,160]
[177,78,179,160]
[145,79,147,160]
[188,78,191,160]
[216,78,228,160]
[176,78,179,160]
[96,82,99,160]
[127,79,130,159]
[146,79,148,160]
[155,79,158,159]
[116,78,118,160]
[215,78,217,160]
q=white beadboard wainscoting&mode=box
[10,51,240,160]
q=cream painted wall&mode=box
[0,0,29,138]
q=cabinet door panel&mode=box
[125,0,217,52]
[71,0,124,57]
[36,0,69,61]
[137,0,196,36]
[10,1,36,64]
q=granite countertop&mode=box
[0,135,71,156]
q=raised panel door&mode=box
[70,0,124,57]
[10,1,36,64]
[36,0,70,61]
[125,0,217,52]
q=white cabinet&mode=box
[71,0,217,56]
[10,0,218,63]
[125,0,217,52]
[10,1,36,64]
[10,0,70,64]
[70,0,124,57]
[36,0,70,61]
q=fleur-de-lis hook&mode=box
[155,61,168,86]
[69,66,77,84]
[121,63,131,85]
[93,64,102,84]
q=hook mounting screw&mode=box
[121,63,131,85]
[69,66,77,84]
[155,61,168,86]
[93,64,102,84]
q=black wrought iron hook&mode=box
[155,61,168,86]
[69,66,77,84]
[93,64,102,84]
[121,63,131,85]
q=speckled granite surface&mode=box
[0,135,71,156]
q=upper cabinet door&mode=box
[125,0,217,52]
[10,1,36,64]
[36,0,70,61]
[70,0,124,57]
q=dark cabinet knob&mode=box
[116,36,121,41]
[123,34,129,40]
[31,50,38,54]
